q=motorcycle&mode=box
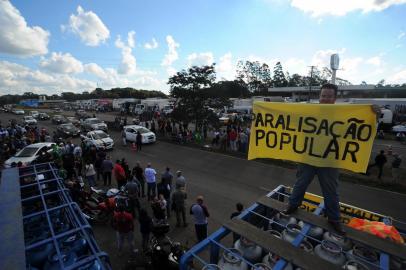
[78,186,125,224]
[125,222,186,270]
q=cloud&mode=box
[115,33,137,75]
[127,31,136,48]
[166,67,178,77]
[187,52,214,67]
[40,52,84,74]
[144,38,158,49]
[161,35,180,66]
[398,31,406,40]
[64,6,110,46]
[0,0,49,56]
[366,56,382,66]
[83,62,163,90]
[0,60,95,95]
[311,48,346,67]
[290,0,406,17]
[387,69,406,84]
[84,63,108,79]
[216,52,236,80]
[284,58,308,75]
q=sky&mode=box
[0,0,406,95]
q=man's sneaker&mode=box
[282,205,298,215]
[328,221,346,235]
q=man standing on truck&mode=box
[284,83,380,235]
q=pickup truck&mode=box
[81,118,108,132]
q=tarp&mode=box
[248,102,376,173]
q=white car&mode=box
[123,125,156,144]
[82,118,108,132]
[4,142,55,168]
[30,111,40,119]
[13,109,25,115]
[23,116,37,125]
[82,130,114,150]
[392,124,406,133]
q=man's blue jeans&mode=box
[289,164,340,222]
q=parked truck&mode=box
[134,98,171,114]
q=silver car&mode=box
[4,142,55,168]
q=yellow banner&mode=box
[248,102,376,173]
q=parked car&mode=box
[12,109,25,115]
[392,124,406,133]
[53,108,62,113]
[23,116,37,126]
[38,112,50,120]
[123,125,156,144]
[75,110,89,119]
[30,111,40,119]
[4,142,55,168]
[66,116,81,127]
[81,130,114,150]
[57,123,81,138]
[52,115,68,125]
[81,118,108,132]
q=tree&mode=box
[236,60,272,92]
[288,73,307,87]
[272,62,288,87]
[168,64,230,130]
[210,80,250,98]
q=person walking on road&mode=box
[175,170,186,190]
[84,161,96,187]
[368,150,387,179]
[121,128,127,146]
[112,204,137,256]
[144,163,157,200]
[132,162,145,197]
[172,187,188,227]
[392,154,402,183]
[113,160,127,190]
[102,156,113,186]
[161,167,173,217]
[190,195,210,242]
[125,176,140,218]
[139,209,152,252]
[136,131,142,151]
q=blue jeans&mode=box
[147,182,156,200]
[86,175,96,187]
[289,164,340,222]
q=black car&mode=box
[38,112,50,120]
[52,115,68,125]
[57,123,81,138]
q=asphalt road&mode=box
[2,111,406,269]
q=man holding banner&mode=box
[248,83,379,234]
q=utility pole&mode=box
[308,65,316,102]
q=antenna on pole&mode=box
[308,65,316,102]
[330,54,340,84]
